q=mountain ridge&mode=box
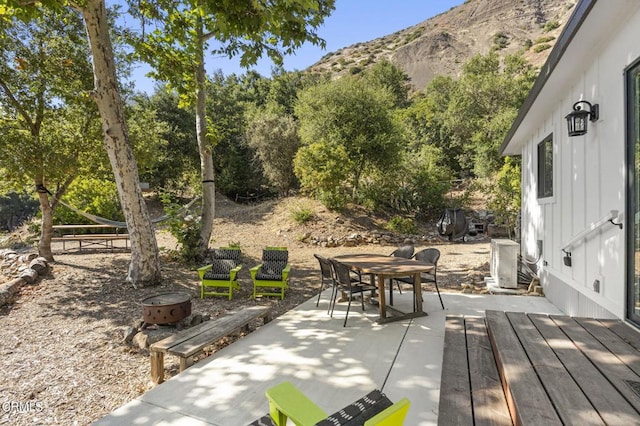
[309,0,577,90]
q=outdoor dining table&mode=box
[332,253,435,324]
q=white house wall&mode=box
[520,3,640,319]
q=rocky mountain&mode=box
[309,0,576,90]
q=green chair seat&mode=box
[198,247,242,300]
[251,247,290,299]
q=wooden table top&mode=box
[333,253,434,277]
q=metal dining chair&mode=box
[329,258,377,327]
[388,245,415,305]
[393,247,444,310]
[314,254,337,313]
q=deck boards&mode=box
[438,315,473,425]
[465,317,511,426]
[439,311,640,425]
[506,312,603,426]
[486,310,562,426]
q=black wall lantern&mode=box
[565,100,599,137]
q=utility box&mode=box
[490,239,520,289]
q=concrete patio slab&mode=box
[95,291,563,425]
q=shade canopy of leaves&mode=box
[0,8,98,189]
[131,0,336,100]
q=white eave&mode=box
[500,0,639,156]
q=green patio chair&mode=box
[251,247,291,299]
[197,247,242,300]
[248,381,410,426]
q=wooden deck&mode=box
[439,310,640,425]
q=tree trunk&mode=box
[195,24,215,255]
[81,0,161,287]
[36,178,54,262]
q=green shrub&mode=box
[534,35,555,44]
[543,20,560,33]
[290,203,315,224]
[160,193,202,263]
[317,189,347,211]
[485,157,521,236]
[532,43,552,53]
[385,216,416,235]
[54,178,123,227]
[492,32,509,49]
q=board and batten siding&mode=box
[520,4,640,319]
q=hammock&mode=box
[56,197,201,228]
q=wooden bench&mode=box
[439,311,640,425]
[51,224,129,251]
[149,306,272,383]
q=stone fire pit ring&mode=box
[141,292,192,325]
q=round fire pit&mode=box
[141,292,192,325]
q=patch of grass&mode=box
[290,203,315,224]
[534,35,555,44]
[532,43,552,53]
[543,20,560,33]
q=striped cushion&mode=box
[315,390,392,426]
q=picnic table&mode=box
[51,224,129,251]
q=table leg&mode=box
[377,274,386,320]
[414,272,424,313]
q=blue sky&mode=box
[130,0,466,93]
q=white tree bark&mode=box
[81,0,161,287]
[195,25,215,252]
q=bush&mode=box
[534,36,555,44]
[359,145,451,218]
[160,193,203,263]
[485,157,521,236]
[492,32,509,49]
[54,179,123,227]
[290,203,315,224]
[543,20,560,33]
[385,216,416,235]
[532,43,552,53]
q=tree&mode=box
[207,72,265,200]
[0,8,100,261]
[5,0,162,286]
[401,76,461,176]
[147,87,199,192]
[445,52,536,178]
[132,0,336,258]
[361,60,411,108]
[295,75,402,203]
[245,109,300,196]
